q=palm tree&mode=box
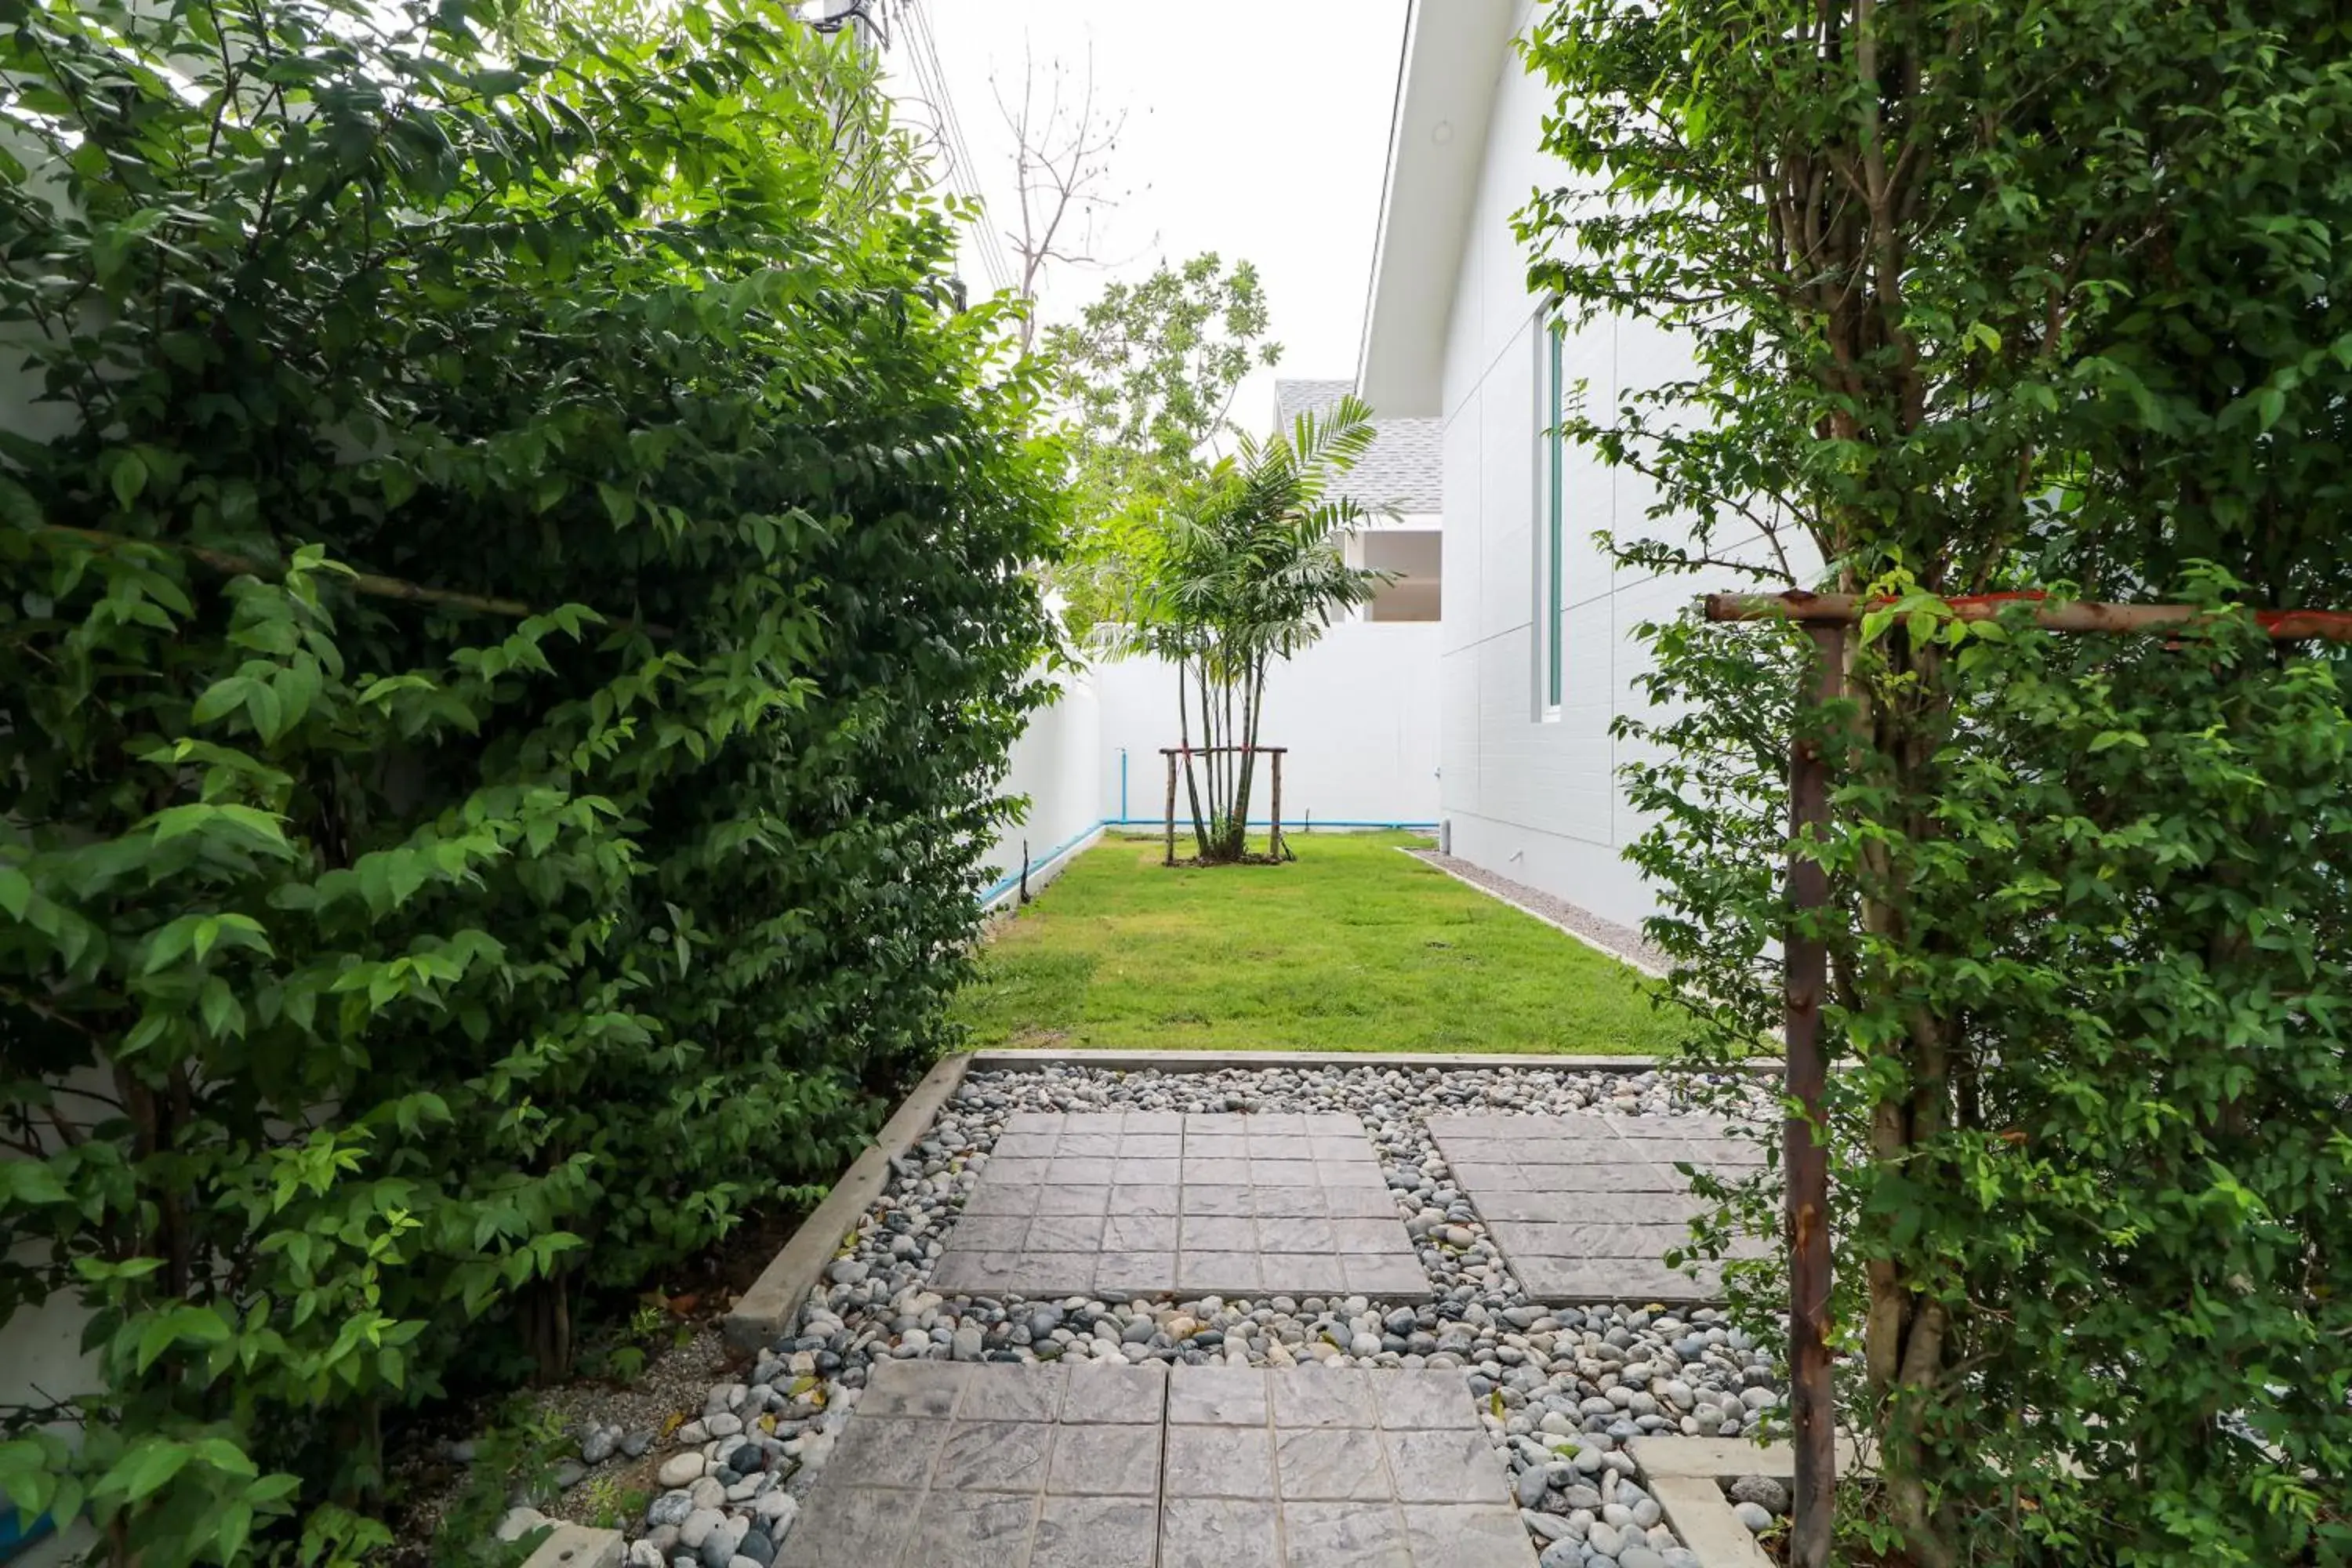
[1128,394,1391,862]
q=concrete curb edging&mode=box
[967,1047,1782,1076]
[1628,1436,1871,1568]
[1648,1476,1776,1568]
[520,1525,623,1568]
[720,1052,977,1355]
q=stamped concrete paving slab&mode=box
[1429,1114,1770,1304]
[932,1112,1428,1301]
[779,1360,1535,1567]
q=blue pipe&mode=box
[979,822,1104,906]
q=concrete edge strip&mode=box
[521,1524,624,1568]
[721,1052,978,1354]
[1647,1475,1777,1568]
[966,1047,1779,1076]
[1397,846,1671,979]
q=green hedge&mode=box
[0,2,1054,1561]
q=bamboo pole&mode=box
[1704,588,2352,643]
[1163,750,1178,868]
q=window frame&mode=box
[1534,310,1566,719]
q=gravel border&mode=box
[583,1063,1790,1568]
[1408,850,1673,978]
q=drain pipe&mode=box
[1118,748,1128,822]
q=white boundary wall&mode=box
[982,621,1443,900]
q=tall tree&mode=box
[1128,396,1388,862]
[1042,253,1280,637]
[1521,2,2352,1564]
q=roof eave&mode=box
[1354,0,1519,419]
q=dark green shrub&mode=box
[0,1,1054,1560]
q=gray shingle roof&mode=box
[1274,379,1441,515]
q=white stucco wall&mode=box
[1096,621,1441,830]
[981,663,1106,906]
[1428,2,1809,931]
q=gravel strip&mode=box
[599,1063,1786,1568]
[1409,850,1673,977]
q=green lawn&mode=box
[953,832,1685,1054]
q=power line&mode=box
[901,2,1016,295]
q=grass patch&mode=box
[953,832,1686,1054]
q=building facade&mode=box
[1356,0,1799,932]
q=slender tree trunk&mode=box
[1177,659,1208,858]
[1231,659,1269,858]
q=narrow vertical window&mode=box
[1546,320,1565,711]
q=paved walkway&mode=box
[776,1362,1532,1568]
[1428,1115,1769,1304]
[776,1102,1762,1568]
[935,1112,1428,1300]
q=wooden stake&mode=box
[1269,750,1285,861]
[1785,623,1841,1568]
[1163,750,1179,868]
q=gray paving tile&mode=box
[935,1113,1428,1303]
[1163,1421,1276,1498]
[935,1418,1055,1493]
[1004,1112,1061,1134]
[1370,1369,1482,1432]
[1026,1213,1105,1251]
[1270,1368,1373,1429]
[1032,1496,1156,1568]
[1180,1214,1257,1250]
[1431,1112,1764,1306]
[1007,1252,1096,1293]
[830,1415,950,1490]
[980,1363,1069,1424]
[1180,1182,1254,1214]
[1167,1365,1269,1425]
[1160,1498,1282,1568]
[1034,1184,1112,1215]
[1104,1213,1179,1251]
[904,1490,1038,1568]
[1402,1502,1543,1567]
[1276,1425,1391,1500]
[1176,1250,1263,1294]
[1126,1110,1185,1134]
[1283,1501,1413,1568]
[1381,1427,1510,1504]
[1061,1362,1166,1424]
[771,1483,921,1568]
[964,1182,1041,1217]
[1096,1251,1178,1297]
[1045,1420,1160,1497]
[862,1359,971,1420]
[949,1214,1032,1251]
[1110,1183,1177,1216]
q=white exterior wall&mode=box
[1429,2,1806,930]
[1096,622,1441,829]
[981,664,1105,906]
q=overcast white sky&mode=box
[880,0,1410,428]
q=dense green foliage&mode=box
[1039,254,1278,637]
[1521,2,2352,1563]
[956,833,1683,1054]
[0,2,1053,1562]
[1126,396,1387,862]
